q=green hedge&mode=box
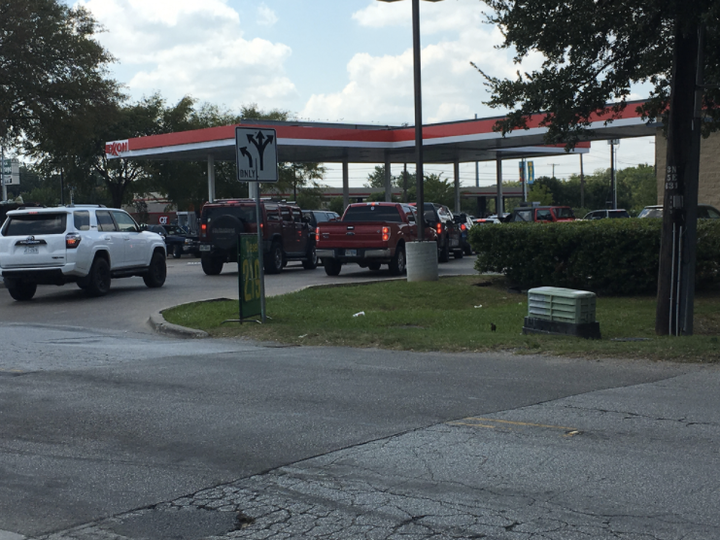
[469,219,720,295]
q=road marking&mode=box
[448,416,581,437]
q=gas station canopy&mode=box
[105,100,657,165]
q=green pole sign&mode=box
[238,233,262,320]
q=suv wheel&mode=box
[439,238,450,263]
[6,280,37,301]
[302,243,318,270]
[201,255,224,275]
[85,257,111,297]
[265,241,284,274]
[143,251,167,288]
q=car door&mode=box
[95,210,126,268]
[112,210,148,266]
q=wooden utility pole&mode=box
[656,19,704,336]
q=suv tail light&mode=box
[200,223,207,238]
[436,223,443,235]
[66,232,81,249]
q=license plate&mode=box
[345,249,357,257]
[24,246,39,255]
[199,245,211,252]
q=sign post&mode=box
[235,127,279,323]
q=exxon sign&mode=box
[105,140,130,158]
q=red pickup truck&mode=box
[315,202,435,276]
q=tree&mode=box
[476,0,720,335]
[0,0,119,147]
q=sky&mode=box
[67,0,657,189]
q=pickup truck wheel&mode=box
[6,280,37,301]
[368,262,381,271]
[439,238,450,263]
[143,251,167,288]
[389,245,406,275]
[323,258,342,276]
[201,255,224,275]
[85,257,111,297]
[302,243,318,270]
[265,241,284,274]
[172,245,183,258]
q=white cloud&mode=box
[302,3,508,124]
[76,0,296,109]
[256,4,278,27]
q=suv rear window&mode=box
[343,206,403,222]
[3,213,67,236]
[203,206,257,223]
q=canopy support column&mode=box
[496,155,504,217]
[207,154,216,203]
[342,160,349,211]
[454,161,460,213]
[385,157,392,202]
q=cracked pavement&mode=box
[24,368,720,540]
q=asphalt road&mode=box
[1,255,719,540]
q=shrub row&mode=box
[469,219,720,295]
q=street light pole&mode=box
[378,0,443,241]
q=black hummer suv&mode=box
[198,199,317,275]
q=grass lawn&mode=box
[162,275,720,362]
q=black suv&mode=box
[198,199,316,275]
[414,202,462,262]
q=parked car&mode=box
[583,209,630,220]
[198,199,316,275]
[507,205,575,223]
[0,205,166,300]
[147,224,197,259]
[473,217,501,225]
[453,213,474,255]
[411,202,462,261]
[638,204,720,219]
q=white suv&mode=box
[0,205,167,301]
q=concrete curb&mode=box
[148,308,210,339]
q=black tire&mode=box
[172,244,183,259]
[85,257,111,297]
[368,262,381,271]
[439,238,450,263]
[454,248,464,259]
[302,243,318,270]
[388,244,406,276]
[6,280,37,301]
[265,241,284,274]
[143,251,167,288]
[209,214,245,253]
[463,245,472,256]
[201,254,224,275]
[323,258,342,276]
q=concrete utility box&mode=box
[523,287,601,339]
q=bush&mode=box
[469,219,720,295]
